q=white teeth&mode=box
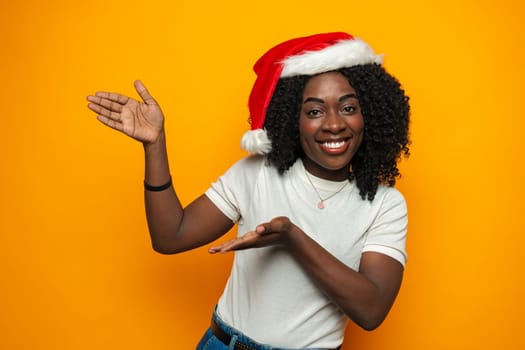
[323,140,346,149]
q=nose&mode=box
[323,110,346,133]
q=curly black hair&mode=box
[264,64,410,201]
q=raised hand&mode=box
[87,80,164,144]
[208,216,295,253]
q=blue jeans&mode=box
[195,308,337,350]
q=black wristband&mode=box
[144,176,172,192]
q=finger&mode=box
[208,240,236,254]
[209,238,248,253]
[208,244,227,254]
[254,223,274,236]
[134,80,157,105]
[220,234,277,253]
[93,91,129,105]
[209,231,259,253]
[87,95,124,114]
[87,102,122,121]
[257,217,291,235]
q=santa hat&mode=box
[241,32,383,154]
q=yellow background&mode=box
[1,0,523,349]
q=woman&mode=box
[87,32,410,350]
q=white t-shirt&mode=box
[205,155,407,348]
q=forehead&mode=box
[303,71,355,95]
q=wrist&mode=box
[143,130,166,152]
[284,223,304,247]
[143,130,171,184]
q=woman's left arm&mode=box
[286,222,403,331]
[209,217,403,331]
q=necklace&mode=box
[304,168,349,209]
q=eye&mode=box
[306,108,323,117]
[342,105,358,114]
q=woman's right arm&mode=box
[142,131,234,253]
[87,81,234,254]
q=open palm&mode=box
[87,80,164,144]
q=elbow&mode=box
[152,245,177,254]
[151,240,181,255]
[149,230,186,254]
[350,309,388,331]
[356,318,384,332]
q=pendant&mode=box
[317,201,325,209]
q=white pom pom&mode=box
[240,129,272,154]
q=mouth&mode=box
[318,138,351,153]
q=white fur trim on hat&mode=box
[241,129,272,154]
[280,38,383,78]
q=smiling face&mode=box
[299,71,364,181]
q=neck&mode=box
[301,157,350,182]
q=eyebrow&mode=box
[303,93,358,104]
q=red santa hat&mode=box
[241,32,383,154]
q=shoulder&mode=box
[370,185,407,215]
[220,154,279,184]
[375,185,406,204]
[227,154,268,174]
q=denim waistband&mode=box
[211,308,340,350]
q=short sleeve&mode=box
[362,188,408,266]
[204,155,265,223]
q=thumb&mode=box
[256,216,291,235]
[134,80,157,105]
